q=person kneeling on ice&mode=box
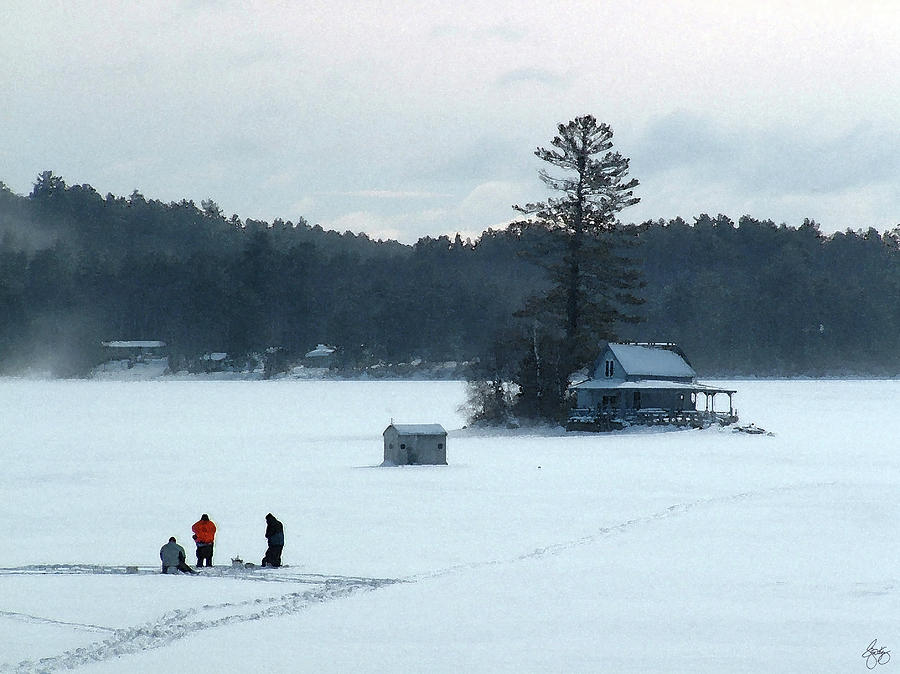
[160,536,197,574]
[191,513,216,567]
[261,513,284,568]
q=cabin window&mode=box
[400,443,406,450]
[604,360,615,377]
[437,443,444,449]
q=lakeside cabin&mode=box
[304,343,336,369]
[383,424,447,465]
[568,342,737,431]
[100,340,168,366]
[199,352,228,373]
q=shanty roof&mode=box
[101,340,166,348]
[607,343,696,379]
[572,379,735,394]
[384,424,447,436]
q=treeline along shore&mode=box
[0,173,897,378]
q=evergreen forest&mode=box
[0,172,897,378]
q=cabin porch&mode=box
[567,383,738,431]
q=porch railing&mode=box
[567,407,738,430]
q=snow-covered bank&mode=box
[1,379,898,672]
[88,355,471,382]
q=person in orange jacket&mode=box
[191,514,217,567]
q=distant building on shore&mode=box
[199,352,228,373]
[100,340,168,366]
[304,343,336,368]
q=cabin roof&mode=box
[101,340,166,348]
[305,344,335,357]
[572,378,735,394]
[384,423,447,436]
[607,343,696,378]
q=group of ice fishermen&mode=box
[159,513,285,574]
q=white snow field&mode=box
[1,378,898,673]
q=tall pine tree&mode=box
[508,115,643,420]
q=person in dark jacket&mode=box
[262,513,284,567]
[191,514,217,567]
[160,537,197,574]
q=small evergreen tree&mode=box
[460,327,521,426]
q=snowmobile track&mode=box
[412,480,838,580]
[0,610,115,635]
[2,481,836,673]
[3,573,401,673]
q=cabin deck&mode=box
[566,407,738,432]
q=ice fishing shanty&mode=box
[568,342,737,431]
[383,423,447,465]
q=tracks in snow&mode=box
[0,564,394,586]
[2,571,401,674]
[0,610,115,635]
[1,481,836,672]
[411,480,838,580]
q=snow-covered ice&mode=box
[1,378,898,672]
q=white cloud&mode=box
[329,190,453,199]
[458,181,531,218]
[318,181,531,243]
[262,172,298,190]
[3,1,900,238]
[289,197,316,215]
[319,208,451,243]
[495,67,569,89]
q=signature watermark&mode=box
[863,639,891,669]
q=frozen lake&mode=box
[1,378,898,672]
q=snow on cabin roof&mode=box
[572,379,735,393]
[385,424,447,436]
[101,340,166,348]
[305,344,335,358]
[607,343,696,378]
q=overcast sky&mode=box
[3,0,898,242]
